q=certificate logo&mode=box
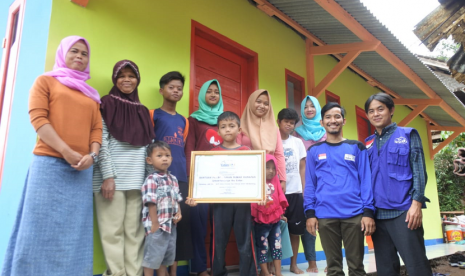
[220,160,235,168]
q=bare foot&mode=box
[260,270,272,276]
[325,266,328,273]
[198,271,209,276]
[290,265,304,274]
[306,261,318,273]
[268,263,276,275]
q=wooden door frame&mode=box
[355,105,374,142]
[284,69,305,108]
[0,0,26,188]
[325,90,340,104]
[189,20,258,114]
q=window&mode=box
[285,69,305,116]
[356,106,375,142]
[325,90,340,104]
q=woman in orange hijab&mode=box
[238,89,286,190]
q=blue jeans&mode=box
[301,230,316,261]
[255,222,282,264]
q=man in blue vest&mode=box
[364,92,431,276]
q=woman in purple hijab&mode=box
[93,60,154,276]
[2,36,102,276]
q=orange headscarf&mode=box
[240,89,278,152]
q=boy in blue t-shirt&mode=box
[150,71,192,276]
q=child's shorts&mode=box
[142,226,177,269]
[284,193,306,235]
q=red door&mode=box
[190,21,258,269]
[193,36,248,116]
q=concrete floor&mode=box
[229,243,465,275]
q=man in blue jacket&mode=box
[304,102,375,276]
[364,92,431,276]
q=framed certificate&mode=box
[188,150,266,203]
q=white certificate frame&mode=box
[188,150,266,203]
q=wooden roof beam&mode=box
[393,99,443,106]
[312,50,362,98]
[398,105,428,127]
[426,124,434,160]
[253,0,439,125]
[439,101,465,127]
[314,0,465,128]
[254,0,327,45]
[370,82,439,126]
[311,41,380,55]
[306,39,315,96]
[314,0,441,99]
[431,129,465,157]
[429,126,465,132]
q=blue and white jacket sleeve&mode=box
[304,148,318,219]
[357,146,375,218]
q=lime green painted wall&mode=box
[47,0,442,271]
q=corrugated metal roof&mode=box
[266,0,465,127]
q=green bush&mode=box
[434,132,465,211]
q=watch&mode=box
[89,152,98,163]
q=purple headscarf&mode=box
[44,36,100,103]
[100,60,155,146]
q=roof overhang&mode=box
[252,0,465,128]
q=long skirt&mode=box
[2,155,93,276]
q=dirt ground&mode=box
[429,254,465,276]
[367,251,465,276]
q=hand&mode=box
[150,221,160,234]
[173,212,182,224]
[361,217,376,236]
[61,147,82,166]
[280,180,286,194]
[306,218,318,236]
[71,154,93,171]
[101,178,116,200]
[258,196,271,206]
[406,200,423,230]
[185,197,198,207]
[281,215,288,223]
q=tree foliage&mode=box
[434,132,465,211]
[434,38,460,62]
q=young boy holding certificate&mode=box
[186,111,257,276]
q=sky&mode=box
[360,0,450,57]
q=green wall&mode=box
[47,0,442,272]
